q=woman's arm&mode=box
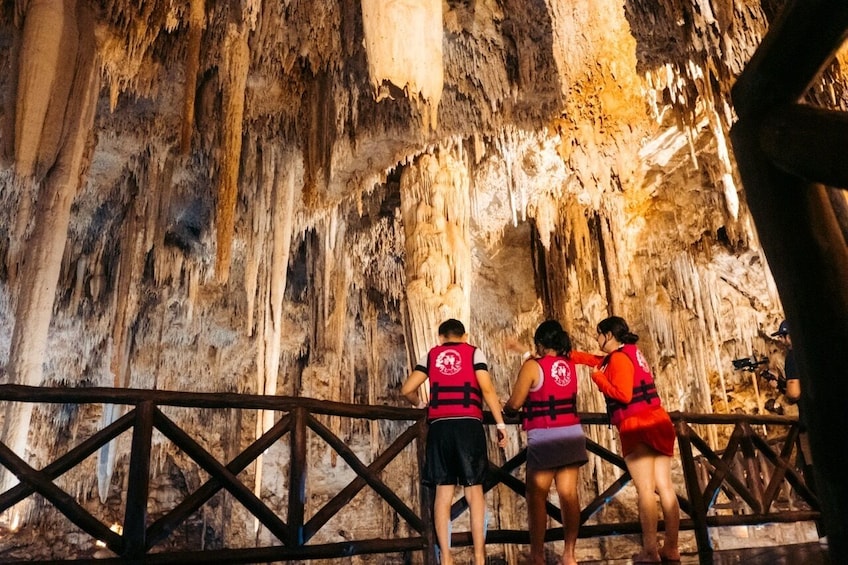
[570,350,604,368]
[504,359,541,412]
[590,352,634,404]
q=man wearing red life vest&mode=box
[401,319,508,565]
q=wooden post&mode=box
[731,1,848,555]
[673,417,711,559]
[122,401,154,557]
[287,406,307,546]
[416,417,437,565]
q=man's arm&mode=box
[784,378,801,404]
[476,369,508,447]
[401,369,428,406]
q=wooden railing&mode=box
[0,385,820,563]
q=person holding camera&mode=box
[771,320,801,404]
[771,319,826,543]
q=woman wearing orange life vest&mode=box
[571,316,680,564]
[504,320,587,565]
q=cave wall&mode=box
[0,0,842,560]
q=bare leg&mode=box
[554,465,581,565]
[434,484,456,565]
[526,468,556,565]
[464,484,487,565]
[654,455,680,561]
[625,444,661,562]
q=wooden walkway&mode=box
[0,384,824,563]
[581,541,830,565]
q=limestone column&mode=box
[399,146,472,383]
[1,1,100,499]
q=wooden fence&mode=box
[0,384,820,563]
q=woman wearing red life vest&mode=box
[572,316,680,564]
[504,320,587,565]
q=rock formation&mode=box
[0,0,845,560]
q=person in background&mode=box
[571,316,680,564]
[770,319,825,543]
[503,320,587,565]
[770,320,801,407]
[401,319,508,565]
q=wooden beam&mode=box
[749,426,817,511]
[760,104,848,188]
[731,0,848,118]
[303,415,423,540]
[147,413,291,547]
[152,408,291,544]
[123,401,154,557]
[0,409,133,511]
[732,114,848,558]
[0,384,416,420]
[0,439,121,550]
[674,419,712,556]
[287,406,307,546]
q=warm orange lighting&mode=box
[95,523,123,548]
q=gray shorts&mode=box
[526,424,588,471]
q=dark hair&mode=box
[438,319,466,338]
[596,316,639,344]
[534,320,572,357]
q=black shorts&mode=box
[422,418,488,486]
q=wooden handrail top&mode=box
[0,384,798,426]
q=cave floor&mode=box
[580,540,830,564]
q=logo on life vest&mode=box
[435,350,462,375]
[550,360,572,386]
[636,350,651,372]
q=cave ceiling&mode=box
[1,0,847,437]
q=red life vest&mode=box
[522,355,579,430]
[603,344,661,427]
[426,343,483,421]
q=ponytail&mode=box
[597,316,639,344]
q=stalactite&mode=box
[361,0,443,132]
[1,0,99,497]
[180,0,206,155]
[214,18,250,284]
[13,0,78,181]
[244,140,268,337]
[252,146,297,504]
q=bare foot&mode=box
[659,545,681,562]
[632,550,661,563]
[561,553,579,565]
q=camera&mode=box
[732,355,787,394]
[731,355,769,371]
